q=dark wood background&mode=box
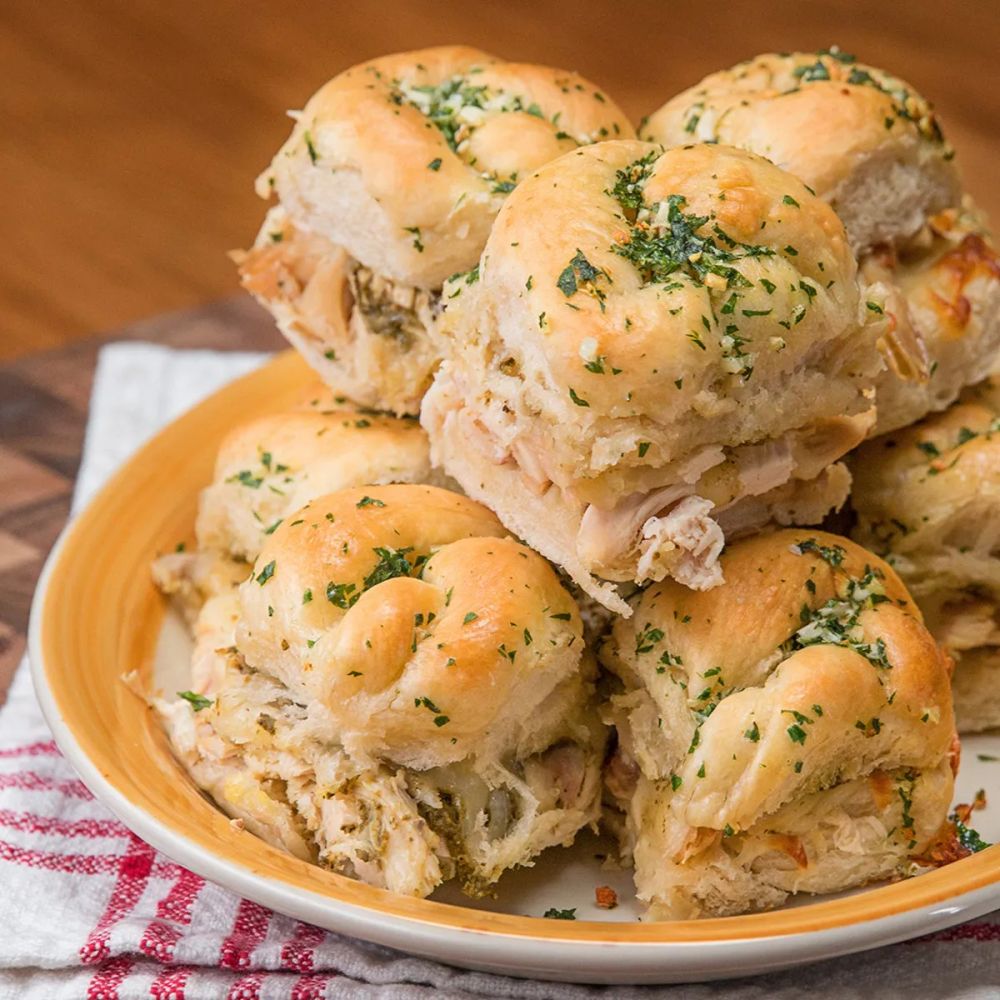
[2,1,999,701]
[4,0,1000,360]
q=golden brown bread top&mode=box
[196,385,432,560]
[851,375,1000,556]
[601,529,955,833]
[435,139,882,482]
[259,46,634,288]
[456,138,862,406]
[237,484,584,767]
[641,50,960,253]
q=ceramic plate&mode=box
[29,351,1000,985]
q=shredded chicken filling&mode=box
[158,642,595,898]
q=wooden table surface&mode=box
[0,300,282,704]
[4,0,1000,360]
[3,1,999,698]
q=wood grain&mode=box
[0,300,282,702]
[3,0,999,360]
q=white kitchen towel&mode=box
[0,342,997,1000]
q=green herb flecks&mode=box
[178,690,213,712]
[635,624,665,655]
[792,538,846,567]
[413,695,449,727]
[954,820,992,853]
[785,558,893,670]
[364,547,414,590]
[610,190,774,291]
[556,249,610,310]
[326,581,358,609]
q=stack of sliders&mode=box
[154,45,998,919]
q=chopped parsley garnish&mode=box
[178,691,213,712]
[403,226,424,252]
[228,470,263,489]
[556,249,610,309]
[427,157,442,171]
[543,908,577,920]
[793,538,846,567]
[794,59,831,82]
[356,495,386,508]
[635,624,665,654]
[568,387,590,407]
[304,130,319,164]
[414,695,449,727]
[954,820,991,853]
[790,52,947,146]
[463,612,479,625]
[326,581,358,609]
[363,547,414,590]
[391,73,564,171]
[609,149,658,221]
[610,188,774,291]
[786,565,892,670]
[255,561,276,586]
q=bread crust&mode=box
[424,140,884,607]
[641,50,959,255]
[243,48,633,412]
[600,529,956,918]
[195,384,434,559]
[260,45,634,290]
[236,484,588,768]
[851,376,1000,731]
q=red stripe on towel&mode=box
[139,867,206,962]
[80,834,157,964]
[220,898,273,970]
[280,920,326,972]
